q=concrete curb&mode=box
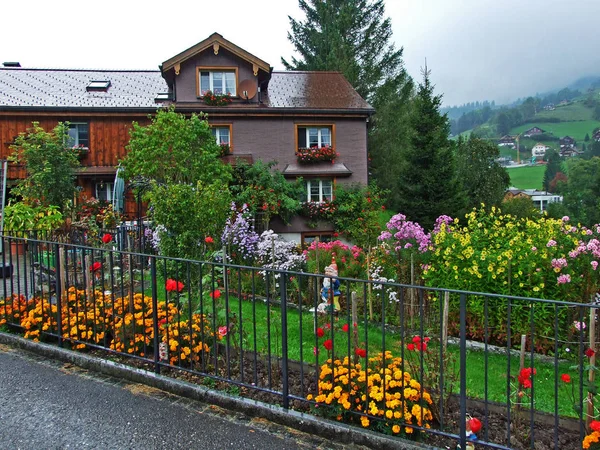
[0,332,432,450]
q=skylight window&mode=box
[154,93,171,102]
[86,80,111,92]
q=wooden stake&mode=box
[351,292,359,364]
[442,291,450,353]
[517,334,527,411]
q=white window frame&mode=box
[211,127,230,145]
[306,127,332,148]
[67,122,89,148]
[95,181,114,202]
[306,179,333,203]
[199,70,237,96]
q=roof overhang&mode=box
[283,162,353,178]
[161,33,270,76]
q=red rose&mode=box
[468,417,482,434]
[591,420,600,432]
[342,323,349,332]
[412,335,422,343]
[210,289,221,299]
[101,233,112,244]
[355,348,367,358]
[316,327,325,338]
[586,348,596,358]
[407,343,415,351]
[522,379,532,389]
[90,261,102,272]
[205,236,214,244]
[561,373,571,383]
[323,339,333,350]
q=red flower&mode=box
[158,318,167,326]
[468,417,482,434]
[166,279,184,292]
[518,367,536,388]
[591,420,600,432]
[323,339,333,350]
[586,348,596,358]
[407,343,415,351]
[205,236,214,244]
[412,336,422,343]
[561,373,571,383]
[342,323,349,332]
[210,289,221,299]
[316,327,325,338]
[355,348,367,358]
[89,261,102,272]
[101,233,112,244]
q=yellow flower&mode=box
[392,425,400,434]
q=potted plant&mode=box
[3,202,63,254]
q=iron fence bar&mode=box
[459,292,467,450]
[151,256,160,374]
[280,269,289,410]
[54,242,63,348]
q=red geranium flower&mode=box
[412,335,421,343]
[468,417,482,434]
[210,289,221,299]
[518,367,536,388]
[205,236,214,244]
[323,339,333,350]
[316,327,325,338]
[591,420,600,432]
[101,233,112,244]
[342,323,349,332]
[561,373,571,383]
[407,343,415,351]
[89,261,102,272]
[586,348,596,358]
[158,318,167,326]
[166,279,184,292]
[355,348,367,358]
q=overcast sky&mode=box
[2,0,599,106]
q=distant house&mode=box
[531,143,550,157]
[495,156,513,166]
[558,100,570,107]
[504,188,563,212]
[498,135,516,147]
[560,148,582,158]
[543,104,556,111]
[560,136,576,149]
[523,127,545,138]
[593,130,600,142]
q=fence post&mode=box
[54,243,63,348]
[280,270,289,410]
[151,256,160,374]
[589,306,596,426]
[459,293,467,450]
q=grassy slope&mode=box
[535,102,594,121]
[510,120,599,142]
[506,165,546,190]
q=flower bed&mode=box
[295,146,338,163]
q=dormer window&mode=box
[86,80,111,92]
[198,68,237,96]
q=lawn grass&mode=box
[506,165,546,190]
[511,120,600,142]
[536,102,594,122]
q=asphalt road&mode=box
[0,346,338,450]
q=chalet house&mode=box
[559,148,582,158]
[559,136,576,149]
[498,135,516,147]
[531,142,550,157]
[523,127,545,138]
[504,188,563,212]
[0,33,374,244]
[593,130,600,142]
[543,104,556,111]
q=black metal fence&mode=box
[0,234,595,449]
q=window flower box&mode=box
[202,90,233,107]
[301,200,337,228]
[219,143,231,157]
[74,146,89,158]
[295,146,338,164]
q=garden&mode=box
[1,111,600,449]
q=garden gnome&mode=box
[319,257,341,313]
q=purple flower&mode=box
[547,240,557,248]
[592,261,598,271]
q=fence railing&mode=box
[0,234,595,449]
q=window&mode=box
[211,126,230,145]
[297,125,334,149]
[86,80,111,92]
[302,233,333,247]
[95,181,113,202]
[67,123,89,148]
[306,179,333,203]
[199,70,237,96]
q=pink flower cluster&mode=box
[557,274,571,285]
[304,240,363,259]
[379,213,430,253]
[551,258,568,270]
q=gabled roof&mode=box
[161,33,270,76]
[0,68,167,109]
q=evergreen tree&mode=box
[585,133,590,142]
[395,68,464,229]
[543,149,562,192]
[456,135,510,211]
[282,0,405,102]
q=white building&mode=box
[531,143,550,157]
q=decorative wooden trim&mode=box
[174,63,181,76]
[252,64,258,76]
[196,66,239,98]
[213,43,220,55]
[209,123,233,152]
[162,33,270,75]
[294,123,336,152]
